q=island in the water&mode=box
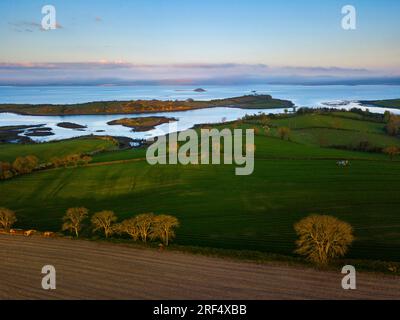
[0,124,56,143]
[0,125,41,143]
[57,122,88,130]
[24,127,54,137]
[107,116,177,131]
[0,95,294,116]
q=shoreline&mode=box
[1,98,399,118]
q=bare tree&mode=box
[0,162,13,180]
[151,215,180,246]
[135,213,154,242]
[25,155,39,172]
[294,215,354,265]
[62,207,88,237]
[383,146,399,160]
[277,127,291,140]
[386,115,400,136]
[91,210,117,238]
[12,157,29,174]
[0,207,17,231]
[116,218,140,241]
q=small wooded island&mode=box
[56,122,87,130]
[107,116,177,131]
[0,95,294,116]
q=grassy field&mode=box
[1,111,400,263]
[0,137,117,163]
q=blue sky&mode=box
[0,0,399,84]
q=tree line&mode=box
[0,207,180,247]
[0,155,39,180]
[0,153,92,180]
[62,207,179,246]
[50,154,92,168]
[0,206,355,264]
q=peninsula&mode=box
[0,95,294,116]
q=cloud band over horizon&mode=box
[1,62,399,86]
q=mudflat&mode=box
[0,235,399,300]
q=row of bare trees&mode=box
[0,206,354,264]
[0,206,180,247]
[62,207,179,246]
[0,155,39,180]
[51,154,92,168]
[0,153,93,181]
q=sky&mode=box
[0,0,399,85]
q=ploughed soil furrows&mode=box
[1,235,399,300]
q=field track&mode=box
[1,235,399,300]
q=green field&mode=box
[0,137,116,163]
[1,111,400,262]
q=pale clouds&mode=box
[9,21,63,32]
[0,62,397,86]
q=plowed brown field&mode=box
[1,235,399,300]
